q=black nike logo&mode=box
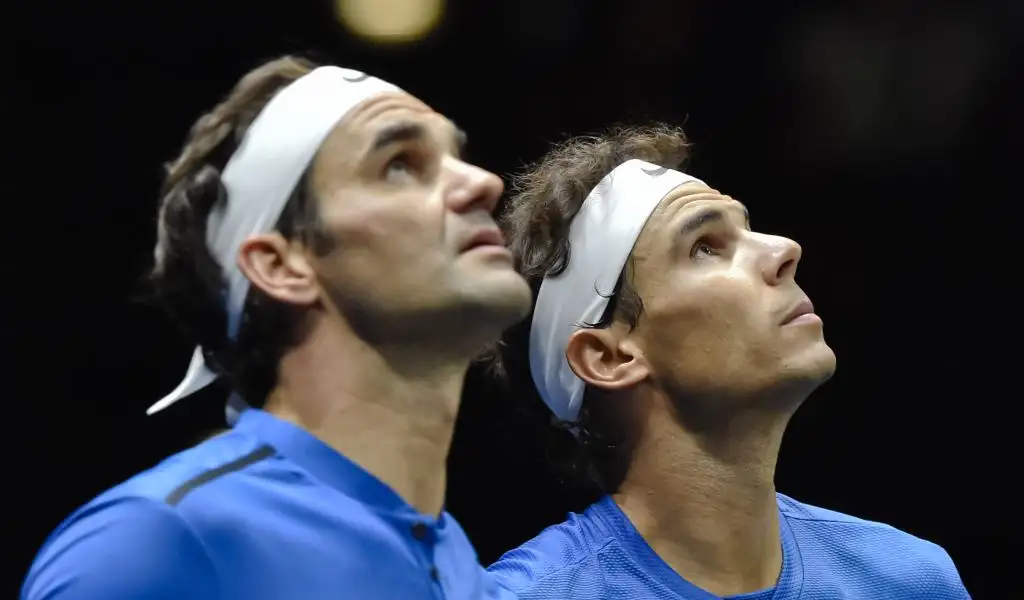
[342,71,371,83]
[639,165,669,177]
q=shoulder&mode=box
[137,432,280,506]
[777,492,954,561]
[778,494,969,598]
[433,516,521,600]
[22,496,219,600]
[22,434,278,600]
[488,509,609,597]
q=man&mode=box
[485,124,970,599]
[22,56,530,600]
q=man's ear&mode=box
[565,326,649,393]
[236,233,319,306]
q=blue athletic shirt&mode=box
[489,494,969,599]
[23,409,513,600]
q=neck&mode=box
[264,315,469,517]
[614,399,793,597]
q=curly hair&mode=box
[150,56,333,408]
[483,124,692,495]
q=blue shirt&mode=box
[489,494,970,599]
[23,409,512,600]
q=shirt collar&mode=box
[234,408,425,519]
[584,495,800,600]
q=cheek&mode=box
[638,276,774,387]
[314,197,443,290]
[325,198,435,248]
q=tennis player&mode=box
[22,56,529,600]
[485,124,970,599]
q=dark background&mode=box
[6,0,1021,597]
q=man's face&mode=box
[305,91,532,348]
[625,181,835,409]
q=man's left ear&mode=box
[236,233,319,306]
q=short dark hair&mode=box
[150,56,332,407]
[483,124,691,494]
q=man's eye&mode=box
[690,239,718,260]
[384,153,415,181]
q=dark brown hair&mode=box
[484,124,691,494]
[150,56,331,407]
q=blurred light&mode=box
[335,0,445,44]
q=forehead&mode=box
[312,91,459,171]
[633,181,746,252]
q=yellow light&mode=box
[335,0,445,44]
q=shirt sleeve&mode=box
[21,497,220,600]
[941,551,973,600]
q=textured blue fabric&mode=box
[490,494,970,599]
[23,409,512,600]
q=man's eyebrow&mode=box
[368,122,468,158]
[370,122,428,154]
[679,207,727,237]
[678,202,750,236]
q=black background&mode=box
[6,0,1021,597]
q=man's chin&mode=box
[482,290,533,331]
[463,272,533,321]
[751,342,835,407]
[783,344,837,399]
[808,342,838,381]
[439,287,530,345]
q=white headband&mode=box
[146,66,400,417]
[528,159,704,422]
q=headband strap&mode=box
[528,160,704,422]
[146,66,400,417]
